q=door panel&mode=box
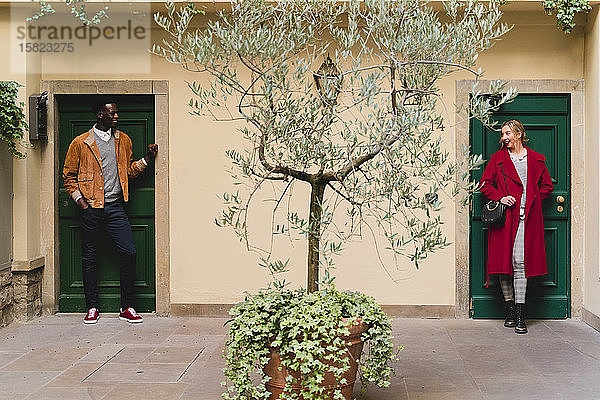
[58,95,156,312]
[470,94,570,319]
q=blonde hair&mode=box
[500,119,528,146]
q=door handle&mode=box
[556,196,565,204]
[557,205,564,213]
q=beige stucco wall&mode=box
[1,7,15,273]
[162,8,583,306]
[584,7,600,321]
[2,2,595,312]
[0,9,11,274]
[165,7,584,306]
[0,143,11,272]
[1,5,43,268]
[11,146,42,263]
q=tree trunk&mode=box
[307,182,326,293]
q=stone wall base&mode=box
[0,260,44,328]
[12,268,43,323]
[582,308,600,333]
[0,270,14,328]
[170,303,457,318]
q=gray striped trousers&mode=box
[499,218,527,304]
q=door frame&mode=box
[455,79,584,319]
[39,80,170,315]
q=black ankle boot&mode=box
[514,303,527,334]
[504,300,516,328]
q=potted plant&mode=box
[153,0,513,398]
[0,81,28,158]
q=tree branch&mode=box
[327,182,361,207]
[398,59,480,76]
[258,134,312,182]
[332,132,399,182]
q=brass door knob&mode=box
[557,205,564,213]
[556,196,565,204]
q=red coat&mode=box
[479,147,553,280]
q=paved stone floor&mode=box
[0,315,599,399]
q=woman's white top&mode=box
[509,149,528,221]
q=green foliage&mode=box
[543,0,592,33]
[26,0,205,25]
[223,288,397,400]
[27,0,110,25]
[0,82,28,158]
[154,0,513,286]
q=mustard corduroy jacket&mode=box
[62,128,147,208]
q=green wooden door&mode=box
[470,94,570,319]
[58,95,156,312]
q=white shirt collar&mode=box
[509,148,527,161]
[93,125,112,142]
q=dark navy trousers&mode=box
[79,198,136,309]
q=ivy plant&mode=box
[543,0,592,33]
[0,82,28,158]
[224,288,396,400]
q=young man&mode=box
[62,101,158,324]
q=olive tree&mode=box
[153,0,513,293]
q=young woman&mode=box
[480,120,553,334]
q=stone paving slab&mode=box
[24,385,115,400]
[0,315,599,399]
[83,362,189,383]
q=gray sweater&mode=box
[93,128,122,203]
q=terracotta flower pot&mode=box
[264,319,368,400]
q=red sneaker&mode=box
[119,307,143,323]
[83,308,99,324]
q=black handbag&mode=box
[481,164,508,227]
